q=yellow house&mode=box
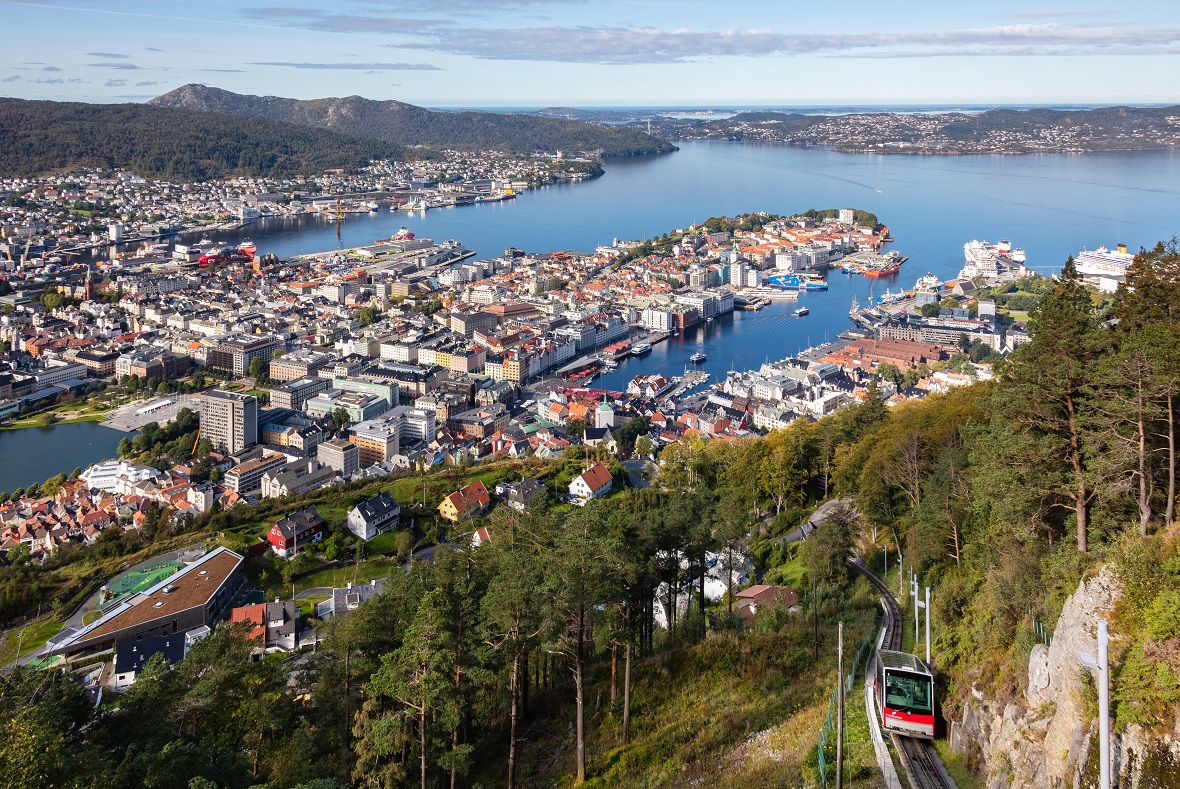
[438,480,490,522]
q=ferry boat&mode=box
[794,306,810,317]
[914,272,942,289]
[690,351,707,363]
[631,342,653,355]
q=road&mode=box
[624,459,653,489]
[777,497,853,546]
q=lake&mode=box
[0,421,127,493]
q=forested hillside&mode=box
[0,98,411,180]
[2,242,1179,788]
[150,85,677,157]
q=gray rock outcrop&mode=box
[950,566,1180,788]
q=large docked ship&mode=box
[959,239,1027,281]
[1074,243,1135,292]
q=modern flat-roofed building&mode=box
[49,547,245,659]
[350,415,400,468]
[269,376,329,411]
[332,376,399,408]
[305,389,389,423]
[198,390,258,455]
[207,334,282,376]
[223,451,286,494]
[269,349,336,382]
[318,438,359,475]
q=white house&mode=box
[569,463,613,504]
[345,491,400,540]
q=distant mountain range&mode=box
[150,85,676,157]
[0,97,409,180]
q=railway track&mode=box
[850,557,957,789]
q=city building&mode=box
[207,334,282,376]
[318,438,359,475]
[304,390,389,423]
[48,547,245,660]
[259,459,337,499]
[269,349,336,382]
[269,377,329,411]
[223,452,286,495]
[198,390,258,455]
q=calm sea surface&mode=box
[235,141,1180,391]
[7,142,1179,491]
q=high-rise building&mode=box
[198,390,258,455]
[318,438,359,476]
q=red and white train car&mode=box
[875,649,935,738]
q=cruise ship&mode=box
[1075,243,1135,292]
[959,239,1027,281]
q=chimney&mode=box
[347,581,352,589]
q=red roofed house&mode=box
[438,480,490,523]
[734,585,798,621]
[569,463,613,505]
[266,507,326,559]
[230,599,297,652]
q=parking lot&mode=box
[102,393,200,433]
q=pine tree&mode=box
[992,256,1103,551]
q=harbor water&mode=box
[9,142,1180,491]
[234,141,1180,390]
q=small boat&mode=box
[690,351,707,363]
[794,306,810,317]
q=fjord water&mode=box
[9,142,1175,493]
[241,141,1180,391]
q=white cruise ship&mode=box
[1074,243,1135,292]
[959,239,1027,281]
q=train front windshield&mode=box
[884,670,932,716]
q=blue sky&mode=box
[3,0,1179,106]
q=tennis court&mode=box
[99,561,184,608]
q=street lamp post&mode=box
[1076,619,1111,789]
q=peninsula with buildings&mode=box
[637,104,1180,154]
[0,201,1084,534]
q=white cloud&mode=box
[385,23,1180,65]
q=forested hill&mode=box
[0,98,409,180]
[149,84,677,157]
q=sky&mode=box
[2,0,1179,107]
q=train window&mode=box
[885,671,932,715]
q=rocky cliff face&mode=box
[951,567,1180,788]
